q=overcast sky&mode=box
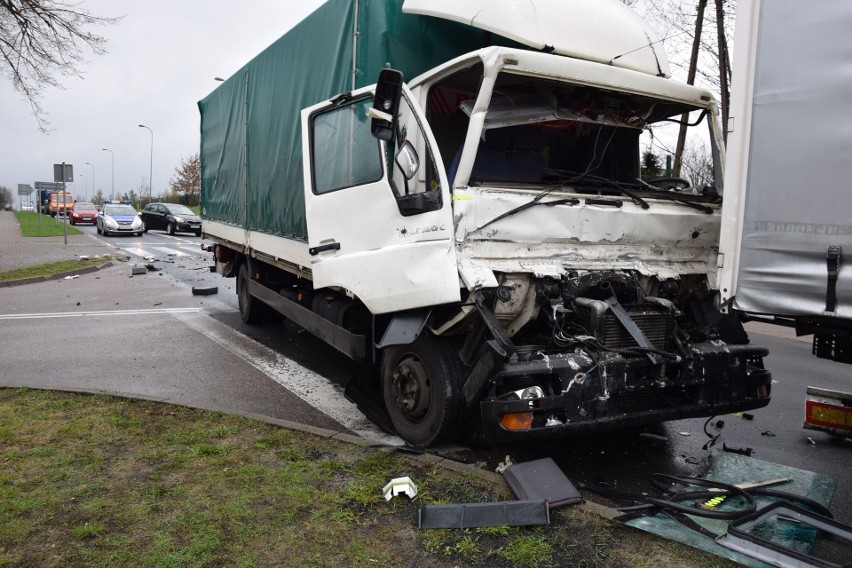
[2,0,325,204]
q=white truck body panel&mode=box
[402,0,670,78]
[719,0,852,320]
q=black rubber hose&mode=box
[578,474,757,520]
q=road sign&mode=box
[34,181,63,191]
[17,184,33,196]
[53,163,74,182]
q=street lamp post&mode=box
[79,174,87,201]
[85,162,95,202]
[102,148,114,201]
[138,124,153,203]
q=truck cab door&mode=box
[302,84,459,315]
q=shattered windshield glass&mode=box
[459,74,718,196]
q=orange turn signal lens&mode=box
[500,412,532,431]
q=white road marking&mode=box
[170,309,402,446]
[0,308,203,320]
[151,246,186,257]
[121,246,196,259]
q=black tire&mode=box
[142,222,148,233]
[237,263,265,324]
[96,224,101,235]
[167,222,175,236]
[194,231,201,237]
[382,335,466,447]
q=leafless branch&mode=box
[0,0,122,132]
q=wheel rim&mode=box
[391,356,431,421]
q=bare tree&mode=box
[169,154,201,205]
[680,140,714,190]
[0,185,12,208]
[0,0,121,131]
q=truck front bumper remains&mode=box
[478,341,771,443]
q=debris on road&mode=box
[131,266,146,276]
[382,476,417,501]
[722,444,753,457]
[63,275,80,280]
[807,437,817,445]
[639,432,668,442]
[192,286,218,296]
[494,455,514,474]
[677,431,691,437]
[502,458,582,508]
[761,430,776,437]
[419,500,550,529]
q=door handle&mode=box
[309,242,341,256]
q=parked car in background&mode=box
[96,201,144,237]
[21,204,35,212]
[68,201,98,225]
[140,203,201,236]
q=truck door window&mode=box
[386,94,443,216]
[310,96,383,194]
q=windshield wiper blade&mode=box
[633,179,715,214]
[473,188,580,233]
[546,170,650,210]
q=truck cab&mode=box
[300,46,769,445]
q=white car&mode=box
[96,202,144,237]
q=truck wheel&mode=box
[382,335,466,447]
[237,263,264,324]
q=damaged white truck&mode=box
[199,0,771,447]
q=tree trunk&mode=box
[715,0,731,144]
[673,0,707,178]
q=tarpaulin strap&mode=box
[825,245,841,313]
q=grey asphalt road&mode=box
[0,262,393,443]
[3,238,849,526]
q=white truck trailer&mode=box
[199,0,772,447]
[719,0,852,437]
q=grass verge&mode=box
[0,257,109,283]
[13,211,82,237]
[0,389,737,568]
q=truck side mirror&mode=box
[396,140,419,180]
[369,68,404,142]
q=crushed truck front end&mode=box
[407,47,771,444]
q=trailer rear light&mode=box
[500,412,532,431]
[804,387,852,436]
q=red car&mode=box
[69,201,98,225]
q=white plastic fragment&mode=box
[678,431,691,436]
[383,476,418,501]
[63,275,80,280]
[495,455,514,474]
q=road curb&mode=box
[1,385,620,521]
[0,261,115,288]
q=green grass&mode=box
[13,211,83,237]
[0,257,109,282]
[0,389,738,568]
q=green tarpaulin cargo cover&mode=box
[199,0,510,241]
